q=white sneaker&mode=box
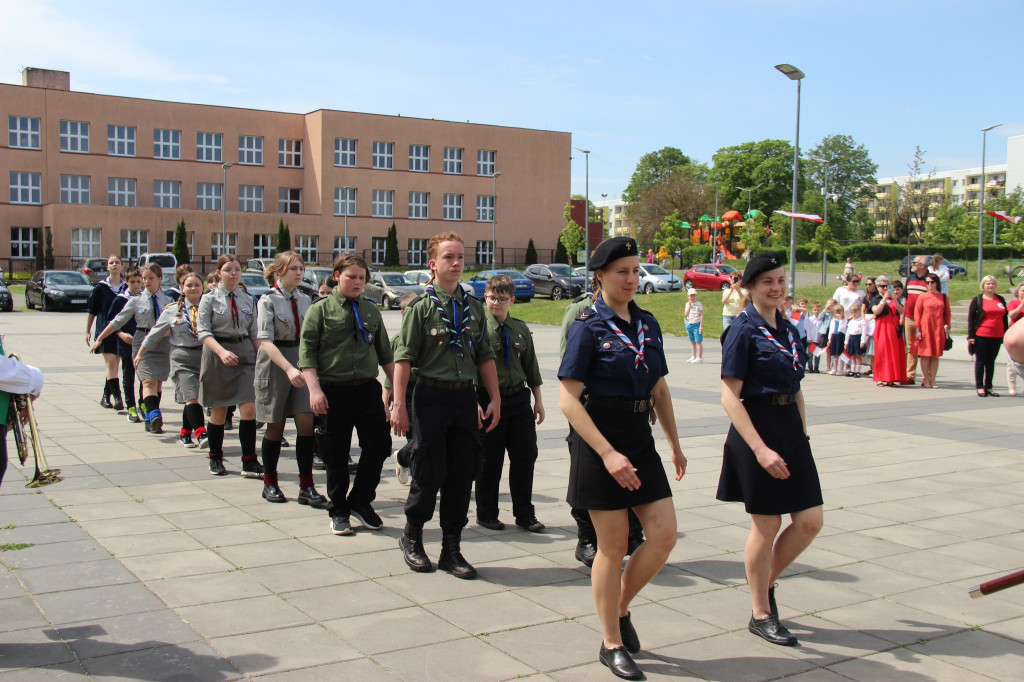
[686,357,695,363]
[694,358,703,364]
[394,449,410,485]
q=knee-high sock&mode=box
[262,437,282,486]
[185,404,205,434]
[207,422,225,457]
[296,434,315,489]
[107,376,122,399]
[239,419,257,462]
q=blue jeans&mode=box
[723,315,737,329]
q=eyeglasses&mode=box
[485,296,512,304]
[927,280,939,285]
[877,284,889,288]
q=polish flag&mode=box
[839,352,851,365]
[775,210,824,223]
[985,210,1022,224]
[814,346,826,357]
[806,341,818,354]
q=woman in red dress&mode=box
[869,275,906,387]
[912,274,951,388]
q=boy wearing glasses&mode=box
[474,274,546,532]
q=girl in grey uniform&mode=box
[198,255,263,478]
[255,252,324,506]
[91,263,174,433]
[137,271,208,449]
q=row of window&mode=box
[9,226,496,267]
[8,116,498,175]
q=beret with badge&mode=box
[741,251,786,287]
[588,237,638,271]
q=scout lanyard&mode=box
[349,297,369,344]
[426,284,471,357]
[179,300,199,339]
[743,310,800,371]
[601,313,648,372]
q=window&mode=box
[278,187,301,214]
[154,180,181,209]
[165,229,194,255]
[371,237,387,265]
[409,144,429,172]
[372,189,393,217]
[409,191,429,219]
[239,185,263,212]
[120,229,148,260]
[372,141,393,169]
[60,120,90,153]
[335,138,356,167]
[72,228,102,260]
[334,235,356,257]
[9,116,41,149]
[443,147,463,175]
[154,129,181,159]
[278,138,302,167]
[408,238,427,267]
[443,193,463,221]
[477,149,496,176]
[107,125,136,157]
[10,227,39,259]
[253,234,275,259]
[238,135,263,165]
[476,240,494,265]
[295,235,318,263]
[211,231,237,258]
[477,194,494,221]
[9,172,41,204]
[60,175,90,204]
[107,178,137,207]
[197,132,222,162]
[334,187,356,216]
[197,182,223,211]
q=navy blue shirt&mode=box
[106,292,138,359]
[721,304,805,398]
[559,297,667,398]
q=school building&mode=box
[1,68,571,273]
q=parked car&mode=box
[239,272,272,303]
[897,255,968,279]
[365,272,424,310]
[523,263,584,300]
[75,258,109,284]
[683,263,741,291]
[161,270,181,298]
[299,266,334,297]
[25,270,93,311]
[572,266,588,279]
[638,263,683,294]
[0,279,12,312]
[136,252,177,271]
[405,269,474,296]
[464,270,535,302]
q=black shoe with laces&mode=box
[350,503,383,530]
[209,457,227,476]
[111,394,124,411]
[515,515,545,532]
[178,434,195,448]
[575,539,597,567]
[297,486,328,508]
[748,614,797,646]
[241,459,264,479]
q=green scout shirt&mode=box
[482,311,542,390]
[298,291,393,384]
[393,287,494,382]
[559,296,594,359]
[383,335,417,389]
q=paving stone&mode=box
[423,591,561,635]
[34,583,169,625]
[0,626,77,669]
[210,623,359,676]
[16,558,137,594]
[283,580,413,621]
[0,538,107,569]
[647,631,816,681]
[827,648,995,681]
[247,657,399,681]
[373,636,535,682]
[176,595,313,638]
[0,596,50,632]
[0,662,87,680]
[242,558,364,594]
[59,610,201,660]
[143,570,271,608]
[79,640,245,681]
[121,548,236,581]
[322,606,469,655]
[96,530,205,558]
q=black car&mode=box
[75,258,109,285]
[0,277,12,312]
[26,270,94,311]
[522,263,585,300]
[897,255,968,279]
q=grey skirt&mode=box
[199,340,256,407]
[170,346,202,404]
[132,331,170,382]
[255,344,311,423]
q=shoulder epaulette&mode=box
[575,308,596,322]
[572,293,591,304]
[164,300,177,307]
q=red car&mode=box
[683,263,741,291]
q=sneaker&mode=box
[179,433,196,448]
[685,357,695,363]
[330,516,354,536]
[149,409,163,434]
[395,450,410,485]
[196,430,209,450]
[280,437,290,448]
[312,454,327,471]
[209,457,227,476]
[350,504,383,530]
[241,459,264,479]
[111,394,124,411]
[694,358,703,364]
[126,406,141,423]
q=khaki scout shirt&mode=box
[112,288,175,331]
[197,283,259,341]
[144,300,202,350]
[297,291,392,384]
[257,285,311,342]
[482,312,542,390]
[393,287,494,382]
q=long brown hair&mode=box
[265,251,303,286]
[215,254,241,272]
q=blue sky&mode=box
[4,0,1022,201]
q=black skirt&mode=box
[716,399,822,515]
[567,400,672,511]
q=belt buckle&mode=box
[634,399,647,412]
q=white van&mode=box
[136,252,178,271]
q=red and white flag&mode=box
[985,210,1021,224]
[839,351,851,365]
[775,210,824,223]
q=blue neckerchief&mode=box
[426,284,471,357]
[500,323,511,366]
[349,298,368,344]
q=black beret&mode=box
[741,251,785,287]
[588,237,638,271]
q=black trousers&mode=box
[321,380,391,518]
[0,425,7,488]
[475,388,537,520]
[404,384,479,532]
[121,357,136,408]
[973,336,1002,390]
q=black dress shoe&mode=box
[575,539,597,567]
[599,643,643,680]
[111,394,124,411]
[312,454,327,470]
[619,612,640,654]
[262,484,287,503]
[297,486,328,509]
[100,393,112,409]
[515,515,545,532]
[748,614,797,646]
[477,518,505,531]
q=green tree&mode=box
[993,186,1024,249]
[807,221,841,264]
[924,202,972,249]
[524,238,538,266]
[44,227,54,269]
[803,134,878,239]
[554,238,569,264]
[711,139,800,220]
[653,210,689,259]
[898,146,936,242]
[622,147,693,204]
[626,166,711,246]
[275,219,291,254]
[384,222,400,267]
[737,217,767,258]
[560,221,585,265]
[172,218,190,265]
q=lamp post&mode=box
[776,63,805,295]
[736,182,763,216]
[705,182,719,261]
[491,171,502,266]
[221,161,235,258]
[575,147,590,265]
[978,123,1002,282]
[806,156,832,285]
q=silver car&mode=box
[638,263,683,294]
[366,272,424,310]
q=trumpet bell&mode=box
[26,468,62,488]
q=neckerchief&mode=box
[102,276,128,295]
[228,291,239,328]
[743,310,800,371]
[276,285,301,339]
[349,298,368,344]
[181,300,199,339]
[426,284,471,357]
[602,314,648,372]
[499,323,511,366]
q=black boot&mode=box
[400,523,433,573]
[438,530,477,580]
[572,507,597,567]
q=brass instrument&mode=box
[7,353,61,488]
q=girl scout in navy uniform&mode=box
[85,255,127,409]
[198,255,262,478]
[717,251,823,648]
[558,236,686,681]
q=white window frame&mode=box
[107,177,137,207]
[238,135,263,165]
[9,116,41,149]
[333,235,356,257]
[334,138,356,167]
[372,141,394,170]
[211,231,237,258]
[154,128,181,159]
[197,132,222,162]
[253,233,275,260]
[408,238,428,267]
[370,237,387,266]
[409,144,429,172]
[239,184,263,212]
[295,235,318,263]
[443,193,463,221]
[334,187,356,216]
[477,194,495,222]
[10,227,39,260]
[60,120,89,153]
[120,229,148,261]
[72,228,102,260]
[278,187,301,214]
[9,172,41,205]
[279,139,303,168]
[409,191,429,219]
[165,229,194,255]
[443,147,463,174]
[107,125,136,157]
[60,175,90,204]
[154,180,181,209]
[477,149,496,176]
[197,182,223,211]
[371,189,393,218]
[476,240,495,265]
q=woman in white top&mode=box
[721,273,747,329]
[831,275,864,319]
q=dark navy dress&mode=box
[88,278,127,355]
[559,298,672,510]
[717,304,823,515]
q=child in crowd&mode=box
[783,295,808,344]
[684,290,704,363]
[817,299,835,373]
[827,303,847,375]
[388,293,420,485]
[805,301,824,373]
[106,268,143,422]
[845,303,866,377]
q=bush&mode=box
[678,245,713,267]
[525,239,538,266]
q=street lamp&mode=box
[221,162,235,257]
[575,147,591,265]
[491,171,503,266]
[978,123,1002,282]
[776,63,805,295]
[736,183,763,217]
[806,156,832,285]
